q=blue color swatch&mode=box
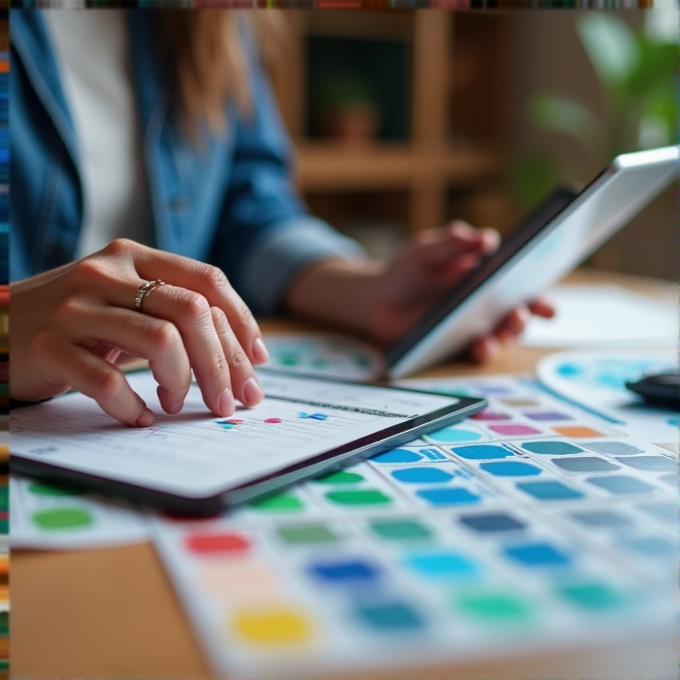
[503,542,572,568]
[391,468,453,484]
[416,488,481,506]
[372,449,423,464]
[616,456,677,473]
[520,441,583,455]
[568,509,633,529]
[354,601,426,631]
[586,475,655,495]
[458,513,526,533]
[451,445,514,460]
[308,559,381,585]
[479,461,542,477]
[404,551,479,579]
[516,481,584,501]
[552,457,620,473]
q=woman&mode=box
[10,9,552,427]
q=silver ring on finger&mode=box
[134,279,166,312]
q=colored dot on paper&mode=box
[370,519,433,541]
[426,427,482,443]
[325,489,392,506]
[521,441,583,455]
[552,426,604,438]
[391,468,454,484]
[556,582,626,611]
[416,488,481,506]
[185,531,250,555]
[488,424,542,436]
[264,418,282,424]
[503,542,572,568]
[455,591,532,622]
[372,449,423,464]
[277,524,340,545]
[314,470,364,485]
[451,445,513,460]
[354,601,425,631]
[308,558,381,585]
[32,507,94,530]
[404,550,479,579]
[231,608,311,646]
[479,461,542,477]
[250,494,304,511]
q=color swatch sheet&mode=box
[151,375,676,679]
[10,475,150,549]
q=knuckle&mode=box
[228,347,248,370]
[237,304,254,329]
[89,367,124,401]
[199,264,229,292]
[32,330,57,356]
[70,257,107,285]
[105,238,136,258]
[210,306,229,332]
[208,353,229,379]
[178,291,210,320]
[149,321,181,351]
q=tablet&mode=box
[11,370,485,516]
[387,145,679,378]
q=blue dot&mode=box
[417,488,481,506]
[308,559,381,585]
[517,481,584,501]
[451,445,514,460]
[372,449,423,464]
[391,468,453,484]
[404,551,479,579]
[503,542,572,568]
[354,601,426,631]
[479,461,542,477]
[426,427,482,443]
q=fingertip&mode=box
[252,337,269,364]
[135,407,155,428]
[242,377,264,407]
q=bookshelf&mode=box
[270,10,517,252]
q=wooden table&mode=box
[12,270,676,678]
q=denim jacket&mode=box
[10,10,361,313]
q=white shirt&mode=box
[45,9,153,258]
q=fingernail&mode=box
[219,388,235,416]
[243,377,264,406]
[169,399,184,415]
[252,337,269,364]
[135,408,155,428]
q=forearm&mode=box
[284,258,385,337]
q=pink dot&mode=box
[185,532,251,555]
[264,418,282,424]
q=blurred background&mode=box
[267,5,678,280]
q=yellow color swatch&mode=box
[232,607,312,646]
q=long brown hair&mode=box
[159,10,285,135]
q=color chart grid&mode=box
[152,375,676,679]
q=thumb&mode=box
[420,222,500,268]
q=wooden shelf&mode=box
[295,142,503,192]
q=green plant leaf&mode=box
[529,95,603,152]
[577,14,639,95]
[511,151,559,211]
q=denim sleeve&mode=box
[210,30,365,316]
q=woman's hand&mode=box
[11,239,269,426]
[371,221,555,361]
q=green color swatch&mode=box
[314,470,364,485]
[250,494,304,512]
[28,481,87,497]
[370,520,432,541]
[277,524,339,545]
[32,507,94,531]
[455,591,532,621]
[325,489,392,506]
[556,582,626,610]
